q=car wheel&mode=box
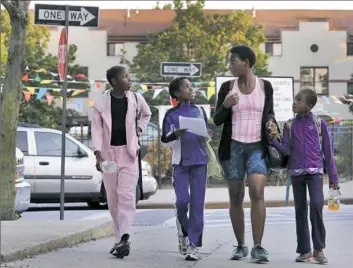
[87,184,107,209]
[136,185,141,204]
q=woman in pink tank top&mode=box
[213,45,276,263]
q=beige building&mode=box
[42,9,353,119]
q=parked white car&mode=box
[15,147,31,213]
[16,123,158,208]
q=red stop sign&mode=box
[58,28,67,81]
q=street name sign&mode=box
[34,4,99,27]
[161,62,202,77]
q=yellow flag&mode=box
[27,87,35,95]
[71,89,86,97]
[40,80,52,84]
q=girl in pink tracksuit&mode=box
[91,66,151,258]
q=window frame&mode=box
[300,66,329,96]
[106,42,124,56]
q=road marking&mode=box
[163,206,353,228]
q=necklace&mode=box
[111,92,125,99]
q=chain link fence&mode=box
[69,121,353,188]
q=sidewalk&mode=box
[137,180,353,209]
[1,218,113,263]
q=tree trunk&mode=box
[0,0,30,220]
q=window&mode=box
[107,43,124,56]
[300,67,329,95]
[265,42,282,56]
[16,131,29,155]
[347,43,353,56]
[34,132,80,157]
[347,82,353,95]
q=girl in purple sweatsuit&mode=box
[161,77,210,261]
[269,89,339,264]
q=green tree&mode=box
[19,100,79,130]
[1,10,85,76]
[0,8,49,75]
[132,0,270,82]
[0,0,31,220]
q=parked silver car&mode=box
[15,147,31,213]
[16,123,158,208]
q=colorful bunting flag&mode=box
[23,91,31,102]
[71,89,86,97]
[40,80,52,85]
[36,88,47,100]
[22,73,29,82]
[27,87,35,95]
[34,74,41,83]
[45,94,54,105]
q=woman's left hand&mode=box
[266,121,278,139]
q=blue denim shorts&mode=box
[220,140,269,181]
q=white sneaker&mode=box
[185,245,200,261]
[178,235,189,256]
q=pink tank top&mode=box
[230,77,265,143]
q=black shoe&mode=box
[109,243,119,254]
[112,234,131,259]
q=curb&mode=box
[1,221,114,263]
[137,198,353,210]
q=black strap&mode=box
[133,92,144,198]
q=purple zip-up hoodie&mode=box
[271,112,338,184]
[161,103,208,166]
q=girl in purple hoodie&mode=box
[269,88,339,264]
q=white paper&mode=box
[179,116,209,137]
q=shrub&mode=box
[144,140,173,183]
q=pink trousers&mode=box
[103,146,138,243]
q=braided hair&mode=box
[301,88,318,108]
[169,77,187,99]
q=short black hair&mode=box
[230,45,256,68]
[301,88,317,108]
[106,65,126,86]
[169,77,187,99]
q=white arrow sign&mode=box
[38,7,95,26]
[163,64,200,76]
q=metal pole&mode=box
[157,125,162,188]
[60,5,69,220]
[0,0,3,260]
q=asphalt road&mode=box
[5,206,352,268]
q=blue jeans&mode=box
[220,140,268,181]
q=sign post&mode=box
[34,4,99,220]
[161,62,202,77]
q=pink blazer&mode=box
[91,90,151,159]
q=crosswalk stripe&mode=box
[163,206,353,228]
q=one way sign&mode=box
[34,4,99,27]
[161,62,202,77]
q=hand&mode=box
[207,129,213,138]
[223,93,239,108]
[173,128,188,137]
[329,183,340,190]
[137,126,143,137]
[266,121,278,139]
[95,151,104,172]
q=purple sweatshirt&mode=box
[271,112,338,184]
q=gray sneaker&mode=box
[313,250,328,264]
[295,252,313,262]
[178,235,189,256]
[251,245,269,263]
[230,245,249,260]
